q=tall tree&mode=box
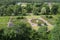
[51,4,59,15]
[48,16,60,40]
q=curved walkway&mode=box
[27,16,54,31]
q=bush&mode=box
[46,16,53,19]
[16,16,25,19]
[0,21,32,40]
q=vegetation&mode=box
[0,15,59,40]
[48,16,60,40]
[0,3,60,16]
[0,18,48,40]
[0,0,60,40]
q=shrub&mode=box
[16,16,25,19]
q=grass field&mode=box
[0,15,59,30]
[0,16,10,29]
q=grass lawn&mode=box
[0,16,10,29]
[0,15,59,30]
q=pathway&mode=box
[27,16,54,31]
[7,16,14,27]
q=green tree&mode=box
[45,5,50,15]
[37,26,48,40]
[51,4,59,15]
[26,4,33,13]
[1,21,34,40]
[31,26,48,40]
[48,17,60,40]
[33,3,43,15]
[13,5,22,16]
[33,8,39,15]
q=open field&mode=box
[0,15,60,40]
[0,0,60,40]
[0,15,59,30]
[0,16,10,29]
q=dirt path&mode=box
[27,18,38,30]
[39,17,54,31]
[27,19,38,27]
[7,16,13,27]
[7,16,53,30]
[38,17,53,27]
[27,16,53,30]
